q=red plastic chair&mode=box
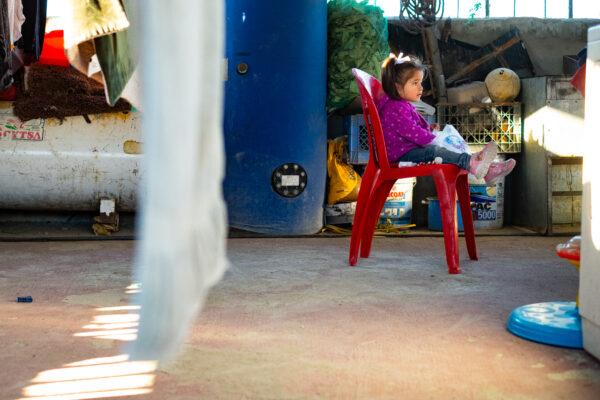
[349,68,477,274]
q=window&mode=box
[489,0,514,17]
[365,0,600,19]
[545,0,569,18]
[370,0,401,17]
[515,0,545,18]
[573,0,600,18]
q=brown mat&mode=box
[13,64,131,121]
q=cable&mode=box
[399,0,444,34]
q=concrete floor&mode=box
[1,236,599,399]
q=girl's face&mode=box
[395,70,424,102]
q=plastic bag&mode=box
[431,124,471,154]
[327,136,362,205]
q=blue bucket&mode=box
[427,198,464,232]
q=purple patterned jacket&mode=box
[377,93,436,163]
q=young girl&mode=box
[378,53,516,183]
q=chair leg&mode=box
[432,171,460,274]
[349,166,377,266]
[360,180,394,259]
[457,173,478,261]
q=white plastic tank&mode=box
[0,103,142,211]
[580,24,600,361]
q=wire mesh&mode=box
[437,102,522,153]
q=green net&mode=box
[327,0,390,111]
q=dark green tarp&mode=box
[327,0,389,111]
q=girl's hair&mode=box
[381,53,428,100]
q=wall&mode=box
[444,17,599,76]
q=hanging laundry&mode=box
[7,0,26,78]
[64,0,137,106]
[94,0,137,105]
[0,0,13,91]
[18,0,47,61]
[127,0,228,364]
[8,0,26,44]
[63,0,129,49]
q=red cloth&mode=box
[0,85,16,100]
[570,63,586,98]
[38,30,70,67]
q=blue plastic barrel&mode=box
[224,0,327,235]
[428,198,465,232]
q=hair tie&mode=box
[390,52,411,65]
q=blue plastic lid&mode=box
[507,301,583,349]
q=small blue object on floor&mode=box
[507,301,583,349]
[17,296,33,303]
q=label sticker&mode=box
[281,175,300,186]
[470,185,498,221]
[0,110,45,141]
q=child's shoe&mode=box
[469,141,498,179]
[484,158,516,185]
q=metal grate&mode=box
[437,102,522,153]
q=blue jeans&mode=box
[397,145,471,171]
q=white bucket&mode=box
[379,178,416,226]
[468,155,505,229]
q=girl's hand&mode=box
[430,123,441,131]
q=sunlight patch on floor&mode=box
[19,285,157,400]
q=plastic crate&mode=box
[437,102,522,153]
[345,114,369,165]
[345,112,437,165]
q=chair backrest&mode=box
[351,68,391,170]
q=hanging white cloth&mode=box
[127,0,228,364]
[8,0,25,44]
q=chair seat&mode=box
[383,162,460,178]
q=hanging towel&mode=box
[63,0,129,49]
[93,0,137,105]
[64,0,137,106]
[127,0,228,364]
